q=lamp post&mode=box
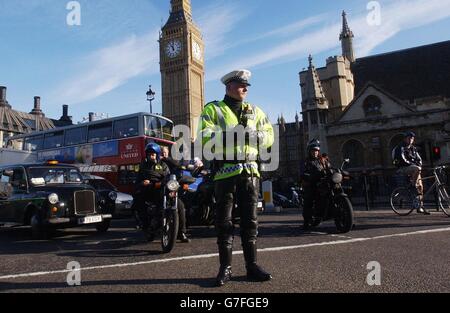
[146,85,156,114]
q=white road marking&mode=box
[308,231,352,239]
[1,226,450,281]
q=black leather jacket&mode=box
[136,158,170,187]
[394,143,422,167]
[301,157,330,187]
[161,157,182,176]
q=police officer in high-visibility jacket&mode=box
[198,69,274,287]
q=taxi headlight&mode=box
[48,193,59,205]
[108,191,117,201]
[167,180,180,192]
[332,173,343,184]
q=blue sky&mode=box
[1,0,450,124]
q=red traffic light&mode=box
[432,146,441,160]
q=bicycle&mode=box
[390,165,449,216]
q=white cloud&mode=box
[232,13,330,47]
[51,1,248,105]
[53,29,160,105]
[354,0,450,56]
[207,0,450,80]
[50,0,450,105]
[196,2,250,59]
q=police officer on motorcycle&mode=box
[301,139,331,230]
[133,143,170,239]
[160,146,191,243]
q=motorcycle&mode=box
[311,159,354,233]
[142,174,196,253]
[180,166,216,226]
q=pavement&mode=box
[1,207,450,293]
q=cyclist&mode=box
[393,131,430,215]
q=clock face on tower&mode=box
[165,39,182,58]
[192,41,202,61]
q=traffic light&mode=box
[432,146,441,161]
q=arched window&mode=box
[342,139,365,168]
[363,95,382,116]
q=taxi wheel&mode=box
[31,214,49,240]
[95,220,110,233]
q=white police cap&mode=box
[221,69,252,86]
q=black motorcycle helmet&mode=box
[307,139,321,152]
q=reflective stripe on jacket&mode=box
[198,100,274,181]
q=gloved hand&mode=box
[245,130,264,146]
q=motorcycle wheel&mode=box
[334,196,354,233]
[161,208,179,254]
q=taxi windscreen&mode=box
[28,167,83,185]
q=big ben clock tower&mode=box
[160,0,205,141]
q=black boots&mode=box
[246,264,272,282]
[216,266,233,287]
[215,243,272,286]
[216,245,233,287]
[243,243,272,282]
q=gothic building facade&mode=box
[276,11,450,194]
[160,0,205,141]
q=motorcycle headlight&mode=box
[332,173,343,184]
[48,193,59,205]
[167,180,180,191]
[108,191,117,201]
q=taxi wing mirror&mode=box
[3,170,13,177]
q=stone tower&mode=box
[340,11,355,63]
[160,0,205,140]
[300,55,329,153]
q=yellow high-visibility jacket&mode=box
[198,100,274,181]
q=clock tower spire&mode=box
[160,0,205,141]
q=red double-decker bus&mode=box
[8,113,175,193]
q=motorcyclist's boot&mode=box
[302,219,312,230]
[243,243,272,282]
[178,232,191,243]
[215,245,232,287]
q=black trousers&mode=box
[214,174,259,266]
[133,187,162,231]
[302,186,316,223]
[303,185,326,222]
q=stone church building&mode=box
[276,12,450,195]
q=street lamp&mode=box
[146,85,156,114]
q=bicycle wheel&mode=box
[437,185,450,217]
[390,187,414,216]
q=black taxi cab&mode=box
[0,161,113,239]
